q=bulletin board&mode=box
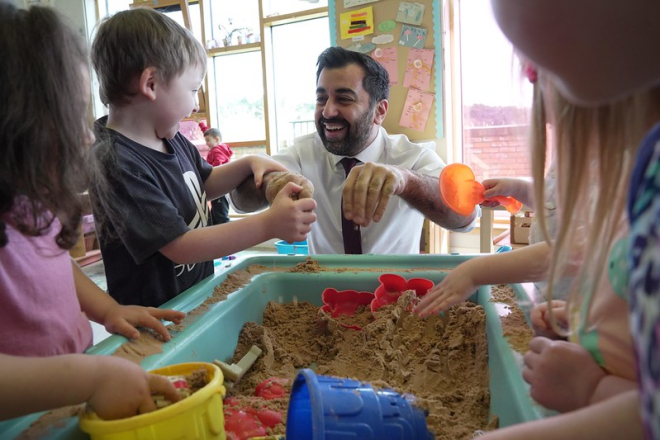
[330,0,443,141]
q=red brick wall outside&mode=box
[463,125,531,182]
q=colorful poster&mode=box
[403,48,434,91]
[399,25,427,48]
[399,88,434,132]
[344,0,381,8]
[396,2,425,26]
[372,47,398,85]
[340,7,374,40]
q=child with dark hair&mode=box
[90,8,316,307]
[202,125,233,225]
[0,2,183,420]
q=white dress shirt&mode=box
[272,126,475,254]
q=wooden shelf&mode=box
[75,250,102,267]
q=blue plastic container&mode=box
[287,369,434,440]
[275,240,309,255]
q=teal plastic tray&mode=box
[0,254,543,438]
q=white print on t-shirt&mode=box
[174,171,210,277]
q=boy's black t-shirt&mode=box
[91,117,214,307]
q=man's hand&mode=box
[342,162,407,227]
[264,172,314,204]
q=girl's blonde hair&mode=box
[530,71,659,335]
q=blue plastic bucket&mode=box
[287,369,434,439]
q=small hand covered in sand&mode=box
[522,336,606,413]
[264,171,314,204]
[245,155,291,190]
[529,300,568,338]
[343,162,407,227]
[264,181,317,243]
[89,356,181,420]
[102,305,185,342]
[481,178,531,208]
[414,264,476,317]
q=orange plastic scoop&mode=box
[439,163,522,216]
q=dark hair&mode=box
[316,46,389,107]
[204,128,222,139]
[92,8,207,106]
[0,3,89,249]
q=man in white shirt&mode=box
[232,46,478,254]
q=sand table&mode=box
[23,259,532,438]
[227,291,494,439]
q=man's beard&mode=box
[316,106,375,156]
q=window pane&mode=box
[212,52,265,142]
[209,0,260,48]
[271,17,330,150]
[264,0,328,18]
[459,0,532,182]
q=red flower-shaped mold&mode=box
[370,273,434,313]
[319,288,375,330]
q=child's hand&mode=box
[522,337,606,412]
[247,155,290,189]
[529,300,568,337]
[265,172,315,203]
[89,356,181,420]
[481,178,530,208]
[102,305,186,342]
[265,182,317,242]
[414,264,477,317]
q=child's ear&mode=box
[139,67,159,101]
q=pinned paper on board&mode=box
[399,25,427,48]
[396,2,425,26]
[377,19,397,32]
[403,48,434,91]
[399,88,434,132]
[344,0,381,8]
[371,47,398,85]
[340,7,374,39]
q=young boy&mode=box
[90,8,316,308]
[203,126,232,225]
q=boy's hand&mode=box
[102,305,185,342]
[247,155,290,189]
[414,264,477,317]
[264,172,314,203]
[265,182,317,242]
[522,337,606,412]
[89,356,181,420]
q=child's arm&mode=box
[230,170,314,213]
[160,182,317,264]
[0,353,180,421]
[478,389,643,439]
[415,242,550,316]
[523,336,636,413]
[481,178,535,209]
[529,300,569,338]
[203,155,289,201]
[72,262,185,341]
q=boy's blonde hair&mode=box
[92,8,206,106]
[531,70,660,335]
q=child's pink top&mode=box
[0,211,93,356]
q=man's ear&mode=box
[373,99,389,125]
[138,67,159,101]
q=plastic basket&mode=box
[274,240,308,255]
[79,362,226,440]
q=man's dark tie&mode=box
[340,157,362,254]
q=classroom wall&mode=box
[331,0,443,148]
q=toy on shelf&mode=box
[439,163,523,216]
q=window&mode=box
[213,52,266,142]
[270,17,330,150]
[451,0,533,182]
